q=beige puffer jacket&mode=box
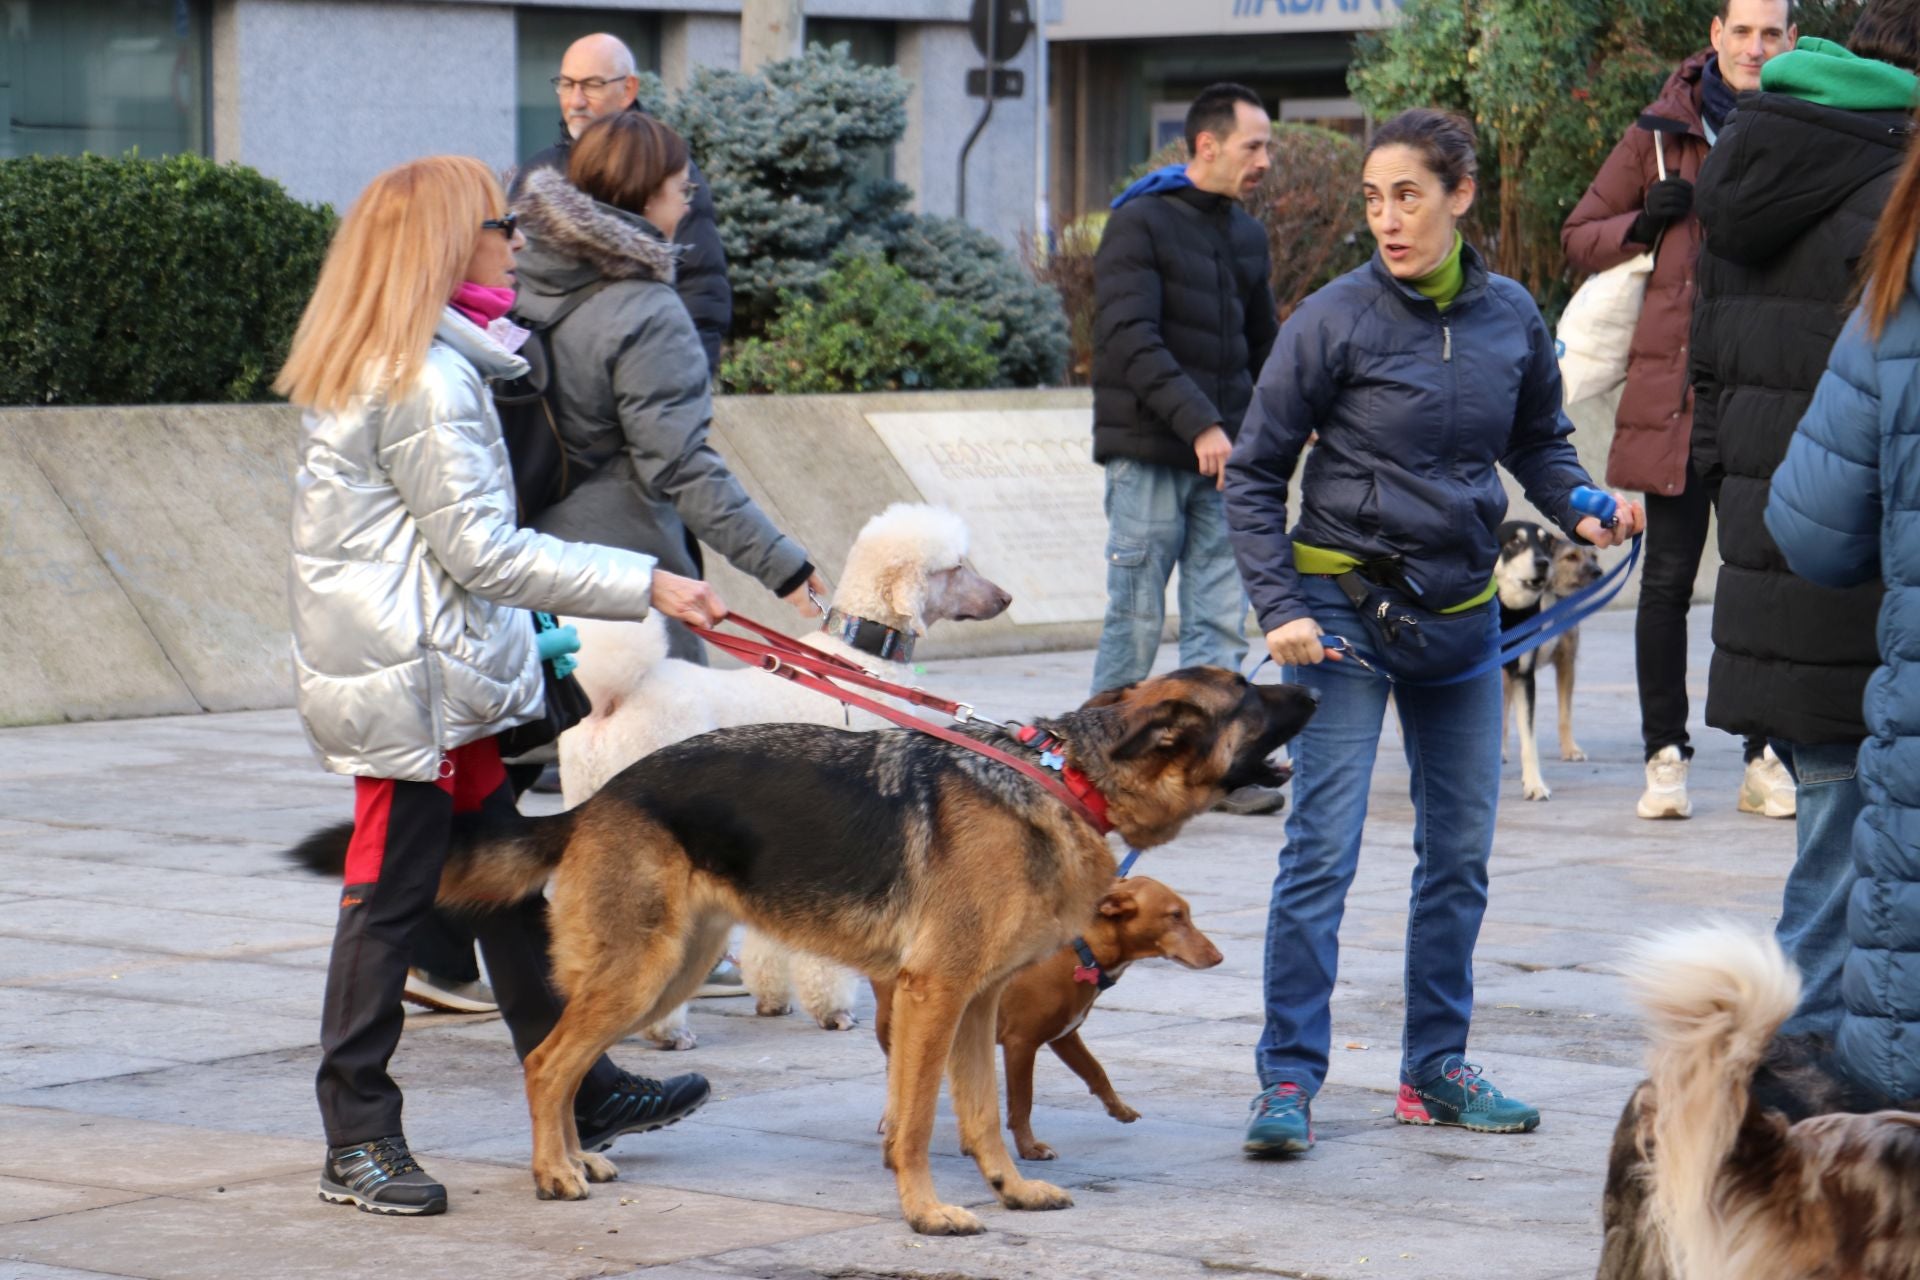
[288,309,659,781]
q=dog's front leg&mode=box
[1048,1029,1138,1124]
[1516,674,1550,801]
[882,971,981,1234]
[950,984,1072,1214]
[1555,638,1586,762]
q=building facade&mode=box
[1044,0,1400,222]
[2,0,1041,248]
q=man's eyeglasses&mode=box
[482,213,519,240]
[551,75,628,95]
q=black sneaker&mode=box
[575,1069,710,1153]
[319,1135,447,1215]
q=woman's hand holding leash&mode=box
[653,571,728,628]
[1265,616,1328,667]
[1571,487,1646,549]
[784,570,830,618]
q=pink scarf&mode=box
[450,281,516,328]
[449,281,529,354]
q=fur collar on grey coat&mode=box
[513,166,677,296]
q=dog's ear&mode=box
[1082,682,1139,711]
[1097,885,1137,919]
[1111,699,1210,761]
[875,557,930,634]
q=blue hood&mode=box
[1111,164,1193,210]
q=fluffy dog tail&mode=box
[283,809,578,908]
[1625,924,1802,1280]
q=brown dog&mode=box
[292,666,1315,1235]
[873,875,1222,1161]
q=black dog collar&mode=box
[1071,937,1118,990]
[823,607,915,663]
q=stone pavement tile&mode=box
[0,1175,148,1225]
[0,1106,315,1192]
[688,1220,1221,1280]
[0,851,334,925]
[0,897,332,956]
[0,825,313,880]
[0,1263,150,1280]
[0,1047,186,1095]
[0,987,321,1067]
[25,956,329,1024]
[0,938,130,986]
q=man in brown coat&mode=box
[1561,0,1797,822]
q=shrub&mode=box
[890,215,1067,387]
[0,152,335,405]
[1024,214,1105,385]
[643,45,914,335]
[720,252,1000,394]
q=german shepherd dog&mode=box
[1598,927,1920,1280]
[294,667,1315,1235]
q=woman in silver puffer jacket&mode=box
[279,155,723,1216]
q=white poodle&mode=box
[558,503,1012,1048]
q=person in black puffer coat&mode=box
[513,33,733,378]
[1090,84,1279,815]
[1690,11,1920,1043]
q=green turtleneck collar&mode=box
[1412,232,1466,312]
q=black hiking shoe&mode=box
[319,1135,447,1215]
[576,1069,710,1152]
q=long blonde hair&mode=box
[275,156,502,414]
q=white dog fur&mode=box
[557,503,1011,1048]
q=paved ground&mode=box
[0,611,1791,1280]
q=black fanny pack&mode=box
[1333,560,1494,684]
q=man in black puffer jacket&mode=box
[513,32,733,378]
[1690,11,1919,1043]
[1090,84,1278,731]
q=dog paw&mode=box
[1521,778,1551,802]
[581,1152,620,1183]
[647,1031,697,1051]
[1107,1102,1140,1124]
[532,1164,591,1201]
[908,1203,985,1235]
[999,1177,1074,1212]
[1015,1140,1057,1161]
[817,1010,857,1031]
[1562,744,1588,762]
[754,999,791,1018]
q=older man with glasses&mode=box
[515,32,732,376]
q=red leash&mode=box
[686,614,1114,835]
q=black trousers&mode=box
[406,760,547,983]
[1635,462,1762,763]
[315,770,618,1147]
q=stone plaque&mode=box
[867,408,1163,626]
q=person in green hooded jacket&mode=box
[1689,0,1920,1042]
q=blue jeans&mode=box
[1257,573,1502,1094]
[1091,457,1249,693]
[1771,739,1865,1041]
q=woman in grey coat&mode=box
[513,112,824,662]
[277,155,723,1216]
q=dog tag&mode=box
[1039,749,1065,771]
[1072,963,1102,985]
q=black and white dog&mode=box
[1495,521,1602,801]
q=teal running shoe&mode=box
[1396,1056,1540,1133]
[1244,1082,1314,1155]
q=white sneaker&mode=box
[402,969,497,1014]
[1637,746,1693,820]
[1739,746,1797,819]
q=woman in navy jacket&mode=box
[1765,138,1920,1104]
[1224,109,1643,1155]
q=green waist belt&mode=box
[1291,541,1497,614]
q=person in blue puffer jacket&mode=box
[1225,108,1644,1156]
[1765,136,1920,1103]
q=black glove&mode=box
[1627,178,1694,245]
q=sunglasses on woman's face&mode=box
[482,213,519,240]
